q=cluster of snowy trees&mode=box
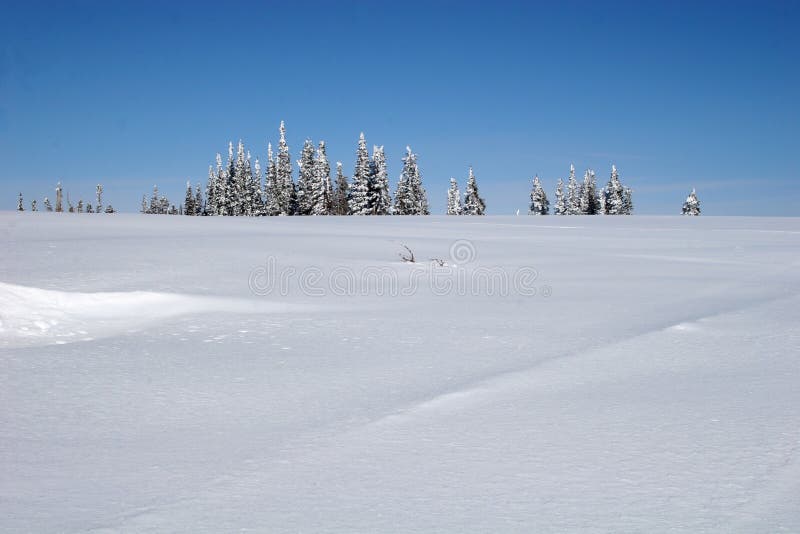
[144,122,430,217]
[17,183,114,213]
[520,164,634,216]
[446,168,487,215]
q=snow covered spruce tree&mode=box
[251,157,263,216]
[393,146,429,215]
[194,183,204,216]
[601,165,633,215]
[370,146,391,215]
[296,139,316,215]
[184,180,196,215]
[462,167,486,215]
[333,162,350,215]
[554,178,566,215]
[682,188,701,215]
[263,143,281,216]
[276,121,296,215]
[447,177,462,215]
[529,175,549,215]
[349,133,372,215]
[95,184,103,214]
[580,169,600,215]
[310,141,332,215]
[565,165,582,215]
[44,197,53,212]
[31,199,38,211]
[17,192,23,211]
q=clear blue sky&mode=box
[1,0,798,215]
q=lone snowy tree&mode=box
[31,199,38,211]
[554,178,566,215]
[44,197,53,212]
[682,188,701,216]
[447,177,462,215]
[349,133,372,215]
[529,175,549,215]
[333,162,350,215]
[462,167,486,215]
[17,192,23,211]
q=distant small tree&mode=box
[44,197,53,212]
[95,184,103,214]
[55,182,63,212]
[565,165,581,215]
[195,183,204,216]
[76,199,84,213]
[86,203,94,213]
[682,188,700,216]
[104,205,115,213]
[31,199,38,212]
[184,180,196,215]
[17,192,24,211]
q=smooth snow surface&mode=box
[2,213,799,532]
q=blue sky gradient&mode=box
[1,0,798,214]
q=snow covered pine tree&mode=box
[462,167,486,215]
[529,175,549,215]
[447,177,462,215]
[682,188,701,215]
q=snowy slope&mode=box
[1,213,799,532]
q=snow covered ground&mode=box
[1,212,799,532]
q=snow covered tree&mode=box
[251,157,263,216]
[184,180,196,215]
[95,184,103,214]
[275,121,296,215]
[31,199,38,211]
[622,187,633,214]
[140,195,148,214]
[370,146,391,215]
[447,177,462,215]
[393,146,428,215]
[349,133,372,215]
[565,165,582,215]
[333,162,350,215]
[554,178,566,215]
[195,183,204,216]
[580,169,600,215]
[76,199,84,213]
[296,139,316,215]
[150,185,161,214]
[682,188,700,215]
[55,182,63,213]
[264,143,281,216]
[529,175,549,215]
[86,203,93,213]
[44,197,53,212]
[462,167,486,215]
[17,192,23,211]
[310,141,332,215]
[104,205,115,213]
